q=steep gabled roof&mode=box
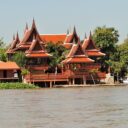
[24,23,29,34]
[67,38,87,58]
[82,32,105,57]
[64,27,79,43]
[62,38,94,64]
[25,37,52,58]
[83,32,99,50]
[6,33,20,53]
[26,37,43,53]
[19,19,44,45]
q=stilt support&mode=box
[50,81,52,88]
[69,79,72,85]
[73,78,75,85]
[83,76,86,86]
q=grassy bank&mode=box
[0,82,39,89]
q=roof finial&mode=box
[32,18,36,28]
[16,31,19,40]
[13,34,15,40]
[73,26,76,34]
[25,23,28,33]
[84,32,87,39]
[89,31,93,40]
[67,29,69,35]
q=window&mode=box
[14,72,18,78]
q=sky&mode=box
[0,0,128,45]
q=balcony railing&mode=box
[25,73,69,81]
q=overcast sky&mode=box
[0,0,128,44]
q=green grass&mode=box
[0,82,39,89]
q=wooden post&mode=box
[69,79,72,85]
[50,81,52,88]
[73,78,75,85]
[83,76,86,86]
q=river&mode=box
[0,86,128,128]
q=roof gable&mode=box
[7,33,20,53]
[20,19,44,45]
[26,38,43,54]
[64,27,79,44]
[83,32,99,51]
[67,38,87,58]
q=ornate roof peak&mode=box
[73,26,77,34]
[16,32,19,41]
[13,34,15,40]
[84,32,87,39]
[89,31,93,40]
[32,18,36,29]
[24,23,29,33]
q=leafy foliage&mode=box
[21,68,30,76]
[0,38,6,49]
[0,82,38,89]
[13,51,27,68]
[0,38,8,62]
[46,41,66,73]
[0,49,7,62]
[90,69,99,73]
[93,26,119,73]
[93,26,119,60]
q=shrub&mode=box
[0,82,39,89]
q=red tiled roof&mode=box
[0,62,20,70]
[6,33,20,54]
[63,43,72,49]
[86,51,105,56]
[62,57,94,63]
[62,39,94,64]
[82,38,105,57]
[26,53,51,58]
[19,44,31,48]
[40,34,67,44]
[82,39,99,50]
[64,35,72,43]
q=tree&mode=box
[0,49,7,62]
[90,69,99,84]
[13,51,27,68]
[0,38,8,62]
[0,38,6,49]
[46,41,66,73]
[93,26,119,55]
[93,26,119,71]
[116,40,128,78]
[107,60,121,81]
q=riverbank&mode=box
[0,82,38,89]
[54,84,128,88]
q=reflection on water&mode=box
[0,87,128,128]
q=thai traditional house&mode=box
[0,62,20,82]
[7,20,106,87]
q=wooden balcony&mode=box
[25,73,69,82]
[24,67,106,82]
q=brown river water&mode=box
[0,86,128,128]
